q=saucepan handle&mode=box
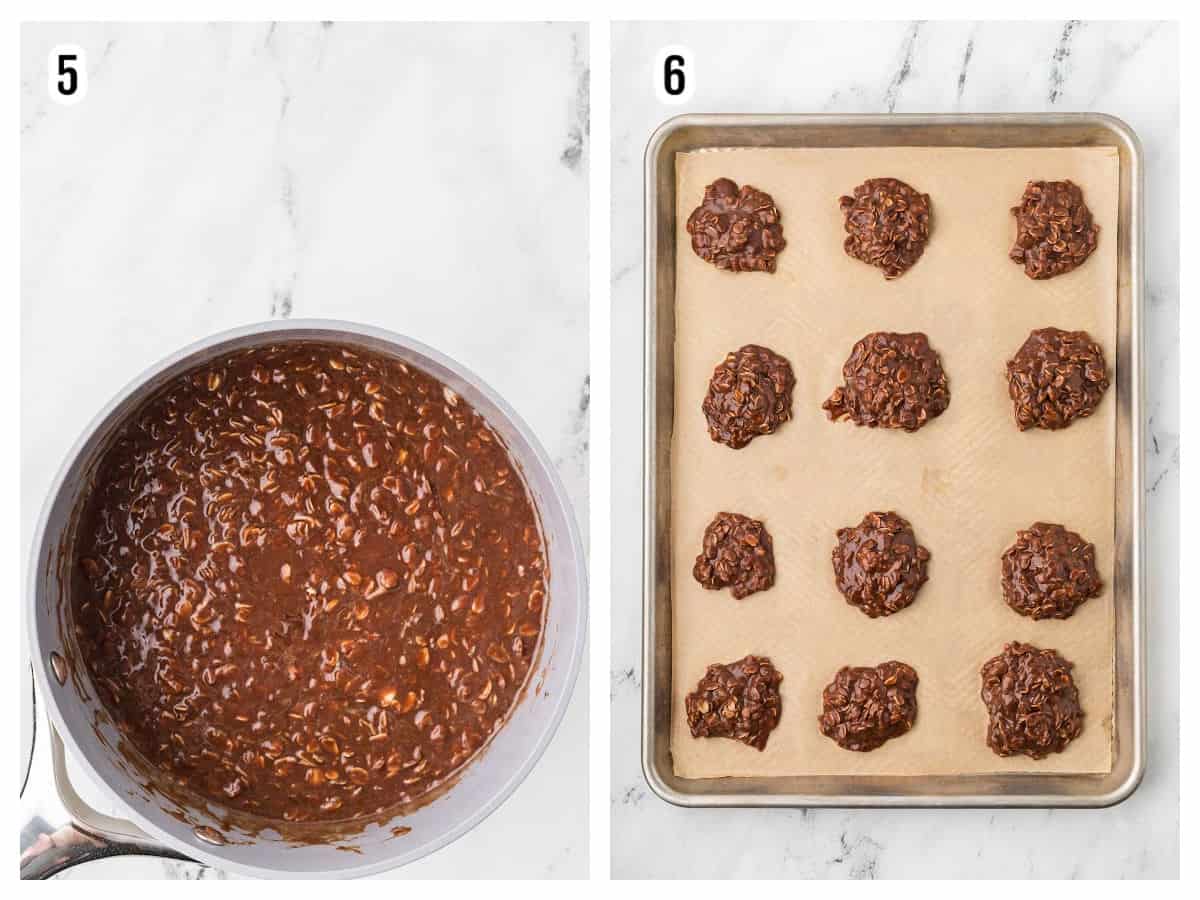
[19,728,199,879]
[19,824,193,880]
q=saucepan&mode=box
[25,320,587,878]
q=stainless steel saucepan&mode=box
[25,320,587,878]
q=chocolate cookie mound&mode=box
[686,178,786,273]
[832,511,930,618]
[703,344,795,449]
[693,512,775,600]
[822,331,950,432]
[838,177,932,278]
[1006,327,1109,431]
[980,642,1084,759]
[1009,180,1099,279]
[1001,522,1102,620]
[685,655,783,751]
[819,661,919,751]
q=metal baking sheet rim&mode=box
[640,113,1146,808]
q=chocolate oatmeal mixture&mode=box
[72,342,547,823]
[980,642,1084,759]
[686,178,786,273]
[702,344,795,449]
[819,661,919,752]
[693,511,775,600]
[838,177,932,279]
[822,331,950,432]
[832,511,930,618]
[1001,522,1102,620]
[1006,327,1110,431]
[1009,180,1099,280]
[685,655,782,751]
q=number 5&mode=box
[57,54,78,96]
[48,44,88,106]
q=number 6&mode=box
[664,54,685,97]
[654,45,694,105]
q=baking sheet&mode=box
[670,146,1118,778]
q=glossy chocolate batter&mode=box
[72,342,547,823]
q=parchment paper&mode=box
[670,146,1118,777]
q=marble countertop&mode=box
[610,20,1179,879]
[20,21,589,879]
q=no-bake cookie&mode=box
[685,655,783,751]
[838,177,932,279]
[819,661,919,752]
[1001,522,1102,620]
[1009,179,1099,279]
[980,642,1084,759]
[693,511,775,600]
[703,344,795,449]
[822,331,949,432]
[832,511,931,618]
[686,178,786,273]
[1006,327,1109,431]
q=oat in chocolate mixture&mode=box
[1009,180,1099,279]
[819,661,919,752]
[822,332,949,432]
[702,344,795,449]
[832,511,930,618]
[72,342,547,824]
[980,642,1084,759]
[685,655,782,751]
[686,178,786,273]
[1001,522,1102,620]
[693,512,775,600]
[838,177,932,279]
[1006,327,1109,431]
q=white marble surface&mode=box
[610,20,1179,879]
[21,21,588,879]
